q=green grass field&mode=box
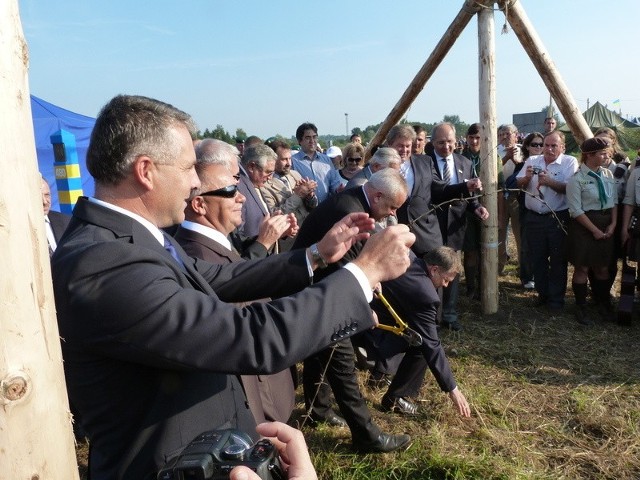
[292,262,640,480]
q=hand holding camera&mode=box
[158,428,285,480]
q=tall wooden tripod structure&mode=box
[366,0,591,314]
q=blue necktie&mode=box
[163,236,185,269]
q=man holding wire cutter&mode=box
[365,246,472,417]
[292,168,412,453]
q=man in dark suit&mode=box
[293,169,412,454]
[345,147,401,190]
[174,138,296,425]
[364,246,471,417]
[51,95,415,479]
[430,123,489,330]
[387,124,483,257]
[41,175,71,254]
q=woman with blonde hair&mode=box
[329,142,365,193]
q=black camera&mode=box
[531,166,543,175]
[157,429,284,480]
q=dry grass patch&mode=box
[76,254,640,479]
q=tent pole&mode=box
[365,0,481,156]
[0,1,80,478]
[502,0,592,143]
[477,0,499,315]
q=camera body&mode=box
[531,166,543,175]
[157,429,284,480]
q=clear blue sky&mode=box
[19,0,640,139]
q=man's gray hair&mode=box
[366,168,408,198]
[424,245,461,273]
[385,124,416,145]
[242,144,277,168]
[370,147,401,168]
[498,123,518,134]
[195,139,239,174]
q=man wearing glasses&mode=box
[516,130,578,313]
[174,138,296,426]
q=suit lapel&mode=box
[241,175,269,216]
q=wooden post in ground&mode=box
[365,0,481,156]
[477,1,499,314]
[502,0,592,143]
[0,1,80,478]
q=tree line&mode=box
[195,114,474,149]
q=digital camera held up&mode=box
[531,166,543,175]
[157,429,284,480]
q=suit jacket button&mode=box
[331,334,338,342]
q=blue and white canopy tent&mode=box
[31,95,95,211]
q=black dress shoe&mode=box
[381,395,419,415]
[308,412,347,428]
[352,432,412,453]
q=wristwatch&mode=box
[309,243,328,269]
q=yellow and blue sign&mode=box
[51,129,83,214]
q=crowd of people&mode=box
[42,95,638,479]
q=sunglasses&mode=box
[347,157,363,163]
[529,142,543,148]
[200,184,238,198]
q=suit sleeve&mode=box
[379,261,457,392]
[261,180,304,215]
[54,242,375,376]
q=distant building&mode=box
[513,111,547,135]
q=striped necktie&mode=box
[442,158,451,184]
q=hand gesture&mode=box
[352,224,415,286]
[315,212,375,264]
[448,387,471,418]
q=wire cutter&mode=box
[373,287,423,347]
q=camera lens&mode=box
[222,443,246,460]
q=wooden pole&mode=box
[502,0,592,143]
[365,0,482,156]
[477,1,499,314]
[0,1,80,478]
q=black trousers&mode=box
[525,209,569,307]
[386,347,429,398]
[303,339,381,442]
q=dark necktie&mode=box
[163,236,185,269]
[442,158,451,184]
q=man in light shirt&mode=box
[516,130,578,313]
